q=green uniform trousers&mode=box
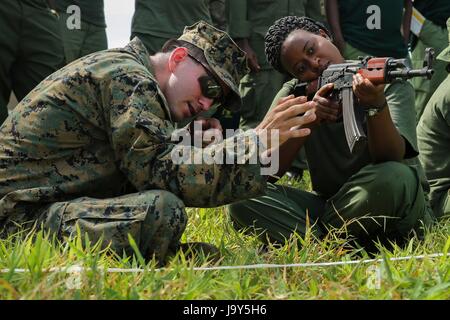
[59,12,108,64]
[34,190,187,263]
[411,20,449,123]
[227,162,431,247]
[0,0,64,123]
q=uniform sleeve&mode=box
[384,80,419,159]
[104,73,266,207]
[227,0,251,39]
[268,79,299,111]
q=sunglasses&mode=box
[198,75,224,102]
[188,54,224,103]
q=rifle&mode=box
[294,48,435,154]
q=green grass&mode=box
[0,173,449,299]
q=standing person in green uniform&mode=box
[228,0,325,131]
[207,0,241,131]
[228,0,325,180]
[131,0,213,55]
[209,0,227,31]
[0,21,316,265]
[227,16,433,250]
[55,0,108,64]
[325,0,412,60]
[417,18,450,219]
[0,0,64,124]
[324,0,421,181]
[410,1,450,123]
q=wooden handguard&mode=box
[357,58,388,85]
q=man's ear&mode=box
[168,47,189,72]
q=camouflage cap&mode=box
[177,20,249,112]
[437,18,450,62]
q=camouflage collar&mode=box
[123,37,173,122]
[124,37,154,73]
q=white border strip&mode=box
[0,253,447,274]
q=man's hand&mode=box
[236,38,261,73]
[255,95,316,150]
[352,73,386,109]
[189,117,223,147]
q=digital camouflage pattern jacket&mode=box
[0,37,265,225]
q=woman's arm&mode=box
[353,74,405,162]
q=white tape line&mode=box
[1,253,447,274]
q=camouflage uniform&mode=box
[0,22,264,263]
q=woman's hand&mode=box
[352,73,386,109]
[311,83,341,123]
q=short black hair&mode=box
[264,16,332,75]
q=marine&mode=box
[0,21,315,264]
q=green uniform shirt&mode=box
[338,0,407,58]
[228,0,322,70]
[55,0,106,27]
[271,75,423,199]
[0,38,265,220]
[414,0,450,28]
[131,0,212,38]
[417,74,450,214]
[21,0,48,8]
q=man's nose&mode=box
[198,96,214,111]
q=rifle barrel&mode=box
[388,69,434,80]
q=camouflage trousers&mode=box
[6,190,188,263]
